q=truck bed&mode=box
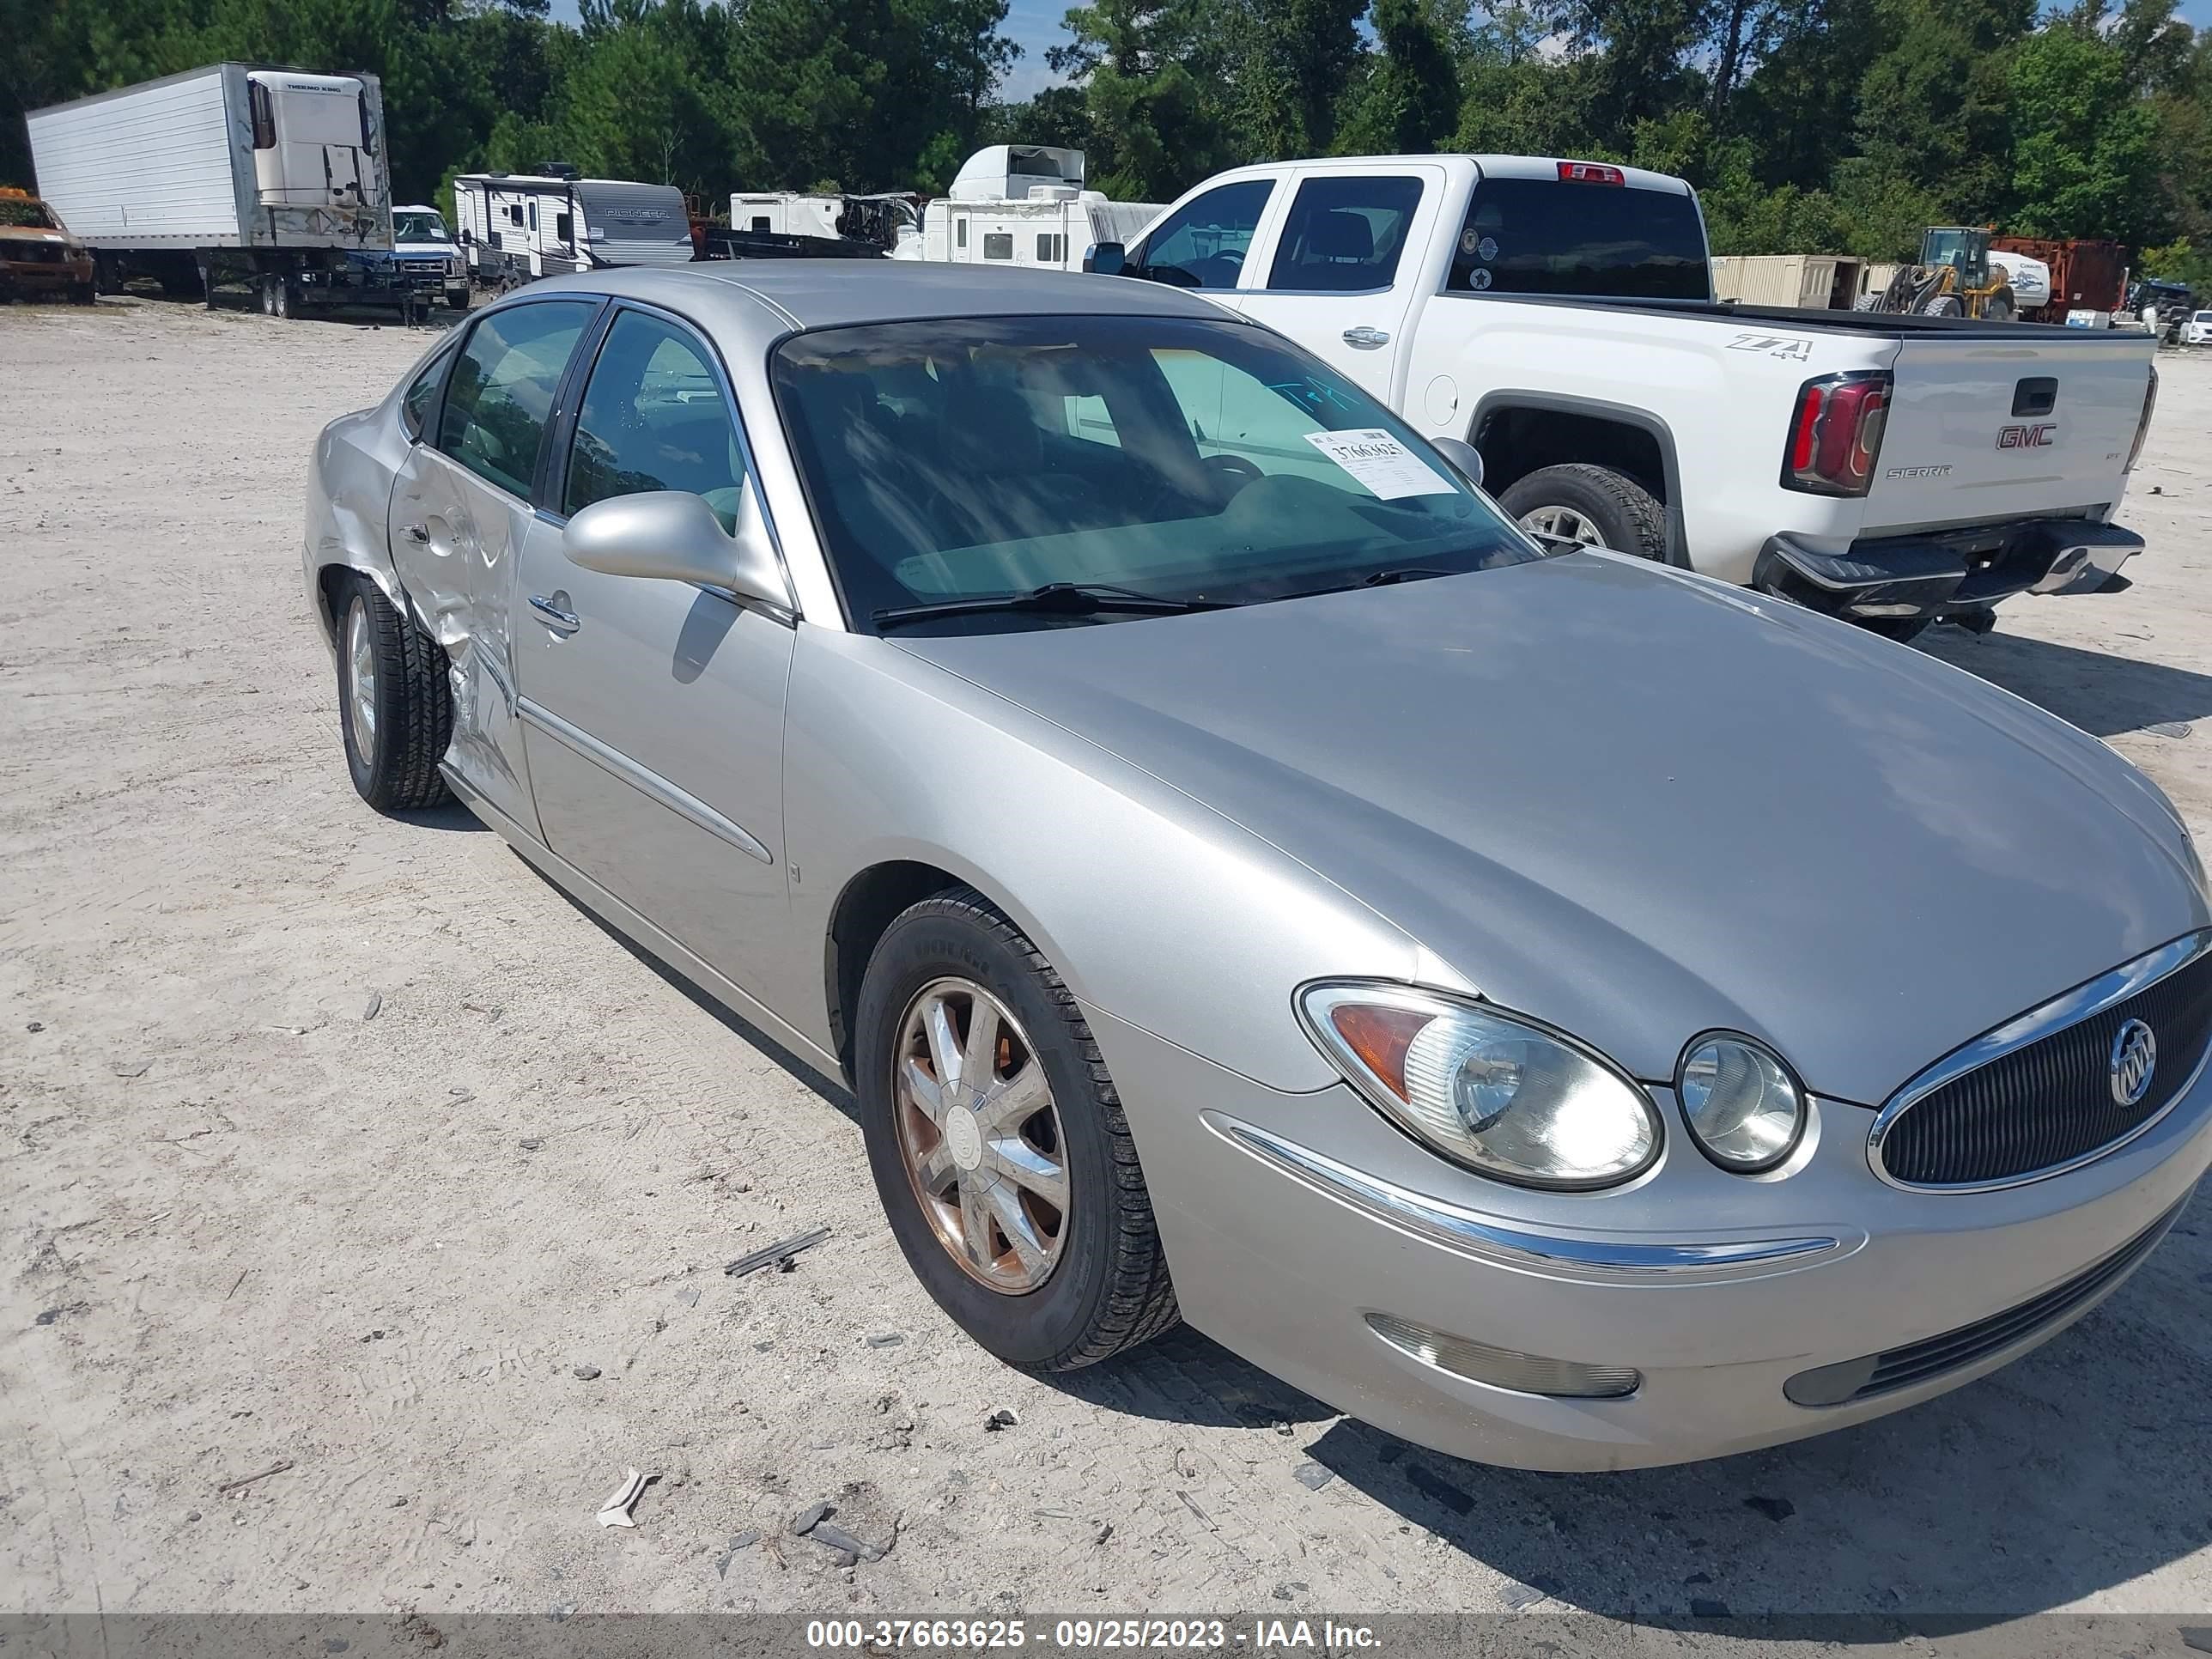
[1481,292,2130,342]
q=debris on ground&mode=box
[215,1460,295,1496]
[2146,721,2194,739]
[362,993,382,1021]
[790,1500,832,1536]
[984,1408,1019,1431]
[595,1468,647,1528]
[810,1519,885,1562]
[866,1331,903,1348]
[112,1060,150,1079]
[1093,1521,1114,1546]
[1744,1494,1795,1522]
[519,1138,544,1152]
[2179,1628,2212,1655]
[1292,1462,1334,1492]
[724,1226,830,1278]
[572,1364,601,1381]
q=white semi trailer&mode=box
[26,63,402,318]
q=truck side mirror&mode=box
[1085,241,1127,276]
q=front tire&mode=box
[445,285,471,311]
[335,577,453,812]
[1498,462,1670,562]
[855,888,1178,1371]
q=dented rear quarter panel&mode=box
[301,341,443,646]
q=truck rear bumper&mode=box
[1754,519,2142,620]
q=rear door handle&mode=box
[529,594,580,632]
[1341,326,1390,349]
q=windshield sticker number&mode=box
[1304,429,1457,500]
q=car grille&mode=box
[1873,944,2212,1188]
[1784,1196,2186,1407]
[9,241,68,264]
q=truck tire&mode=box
[854,886,1179,1373]
[335,575,453,812]
[271,278,295,320]
[1852,293,1884,311]
[1921,293,1964,317]
[1498,463,1670,562]
[445,286,471,311]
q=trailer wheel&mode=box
[271,278,296,320]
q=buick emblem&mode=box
[2110,1018,2157,1107]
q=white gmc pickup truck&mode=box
[1090,154,2160,637]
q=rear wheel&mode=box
[855,888,1178,1371]
[1984,289,2015,324]
[335,577,453,812]
[1498,462,1670,562]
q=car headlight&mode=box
[1675,1034,1806,1171]
[1298,982,1661,1190]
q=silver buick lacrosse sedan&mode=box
[303,263,2211,1470]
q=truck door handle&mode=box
[1341,326,1391,349]
[529,594,580,632]
[400,523,430,543]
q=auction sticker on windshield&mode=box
[1304,428,1456,500]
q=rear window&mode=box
[1447,178,1709,301]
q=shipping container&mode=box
[1710,252,1865,309]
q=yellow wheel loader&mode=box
[1856,228,2017,320]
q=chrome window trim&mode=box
[1205,1114,1854,1283]
[1869,927,2212,1193]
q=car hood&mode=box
[892,554,2209,1104]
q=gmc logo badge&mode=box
[1997,423,2057,449]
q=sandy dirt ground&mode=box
[4,295,2211,1627]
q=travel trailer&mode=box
[726,191,915,253]
[26,63,400,317]
[451,169,693,284]
[891,146,1159,272]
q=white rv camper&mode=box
[891,147,1160,272]
[451,170,693,284]
[26,63,401,317]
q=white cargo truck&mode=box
[890,146,1159,273]
[26,63,401,318]
[450,170,693,287]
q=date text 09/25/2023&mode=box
[805,1620,1385,1651]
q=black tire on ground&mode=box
[1921,292,1964,317]
[854,887,1179,1372]
[1496,462,1671,562]
[335,576,454,812]
[446,286,471,310]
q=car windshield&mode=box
[396,211,449,242]
[1,198,58,228]
[772,313,1538,633]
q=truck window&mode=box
[1266,175,1424,293]
[1136,179,1273,290]
[437,301,596,499]
[1447,179,1708,301]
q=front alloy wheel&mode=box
[1516,505,1607,546]
[894,977,1070,1291]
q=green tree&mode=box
[1333,0,1462,155]
[2006,22,2165,244]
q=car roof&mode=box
[515,260,1236,343]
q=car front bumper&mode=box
[1091,1006,2212,1472]
[1753,518,2143,621]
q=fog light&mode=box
[1365,1311,1639,1398]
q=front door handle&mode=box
[1341,326,1391,349]
[529,593,580,632]
[400,523,430,544]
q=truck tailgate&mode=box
[1869,332,2154,531]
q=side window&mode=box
[527,200,538,232]
[1037,233,1063,264]
[565,310,746,532]
[750,215,769,231]
[983,232,1012,261]
[436,301,596,498]
[1265,175,1425,293]
[399,345,452,440]
[955,217,967,249]
[1133,179,1274,290]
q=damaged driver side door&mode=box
[387,297,600,834]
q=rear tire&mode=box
[854,887,1179,1372]
[335,576,453,812]
[1498,462,1670,562]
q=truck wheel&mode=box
[1852,293,1884,312]
[445,286,471,311]
[1921,293,1964,317]
[335,576,453,812]
[1498,463,1669,562]
[271,278,296,320]
[854,887,1180,1372]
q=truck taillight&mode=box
[2125,365,2157,472]
[1556,161,1626,185]
[1783,372,1890,496]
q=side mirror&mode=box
[1431,436,1485,490]
[1084,241,1127,276]
[562,485,792,610]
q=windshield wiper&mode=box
[872,581,1231,629]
